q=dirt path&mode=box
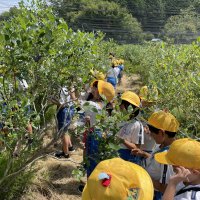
[117,74,142,93]
[20,74,142,200]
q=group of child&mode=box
[1,53,199,200]
[107,52,124,88]
[51,54,200,200]
[81,80,200,200]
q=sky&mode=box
[0,0,20,13]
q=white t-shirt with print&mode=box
[117,120,144,149]
[174,183,200,200]
[145,145,174,185]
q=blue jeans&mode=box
[107,77,117,88]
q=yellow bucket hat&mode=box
[148,110,179,132]
[112,59,119,67]
[155,138,200,170]
[121,91,140,107]
[108,54,115,59]
[82,158,154,200]
[90,69,105,80]
[91,80,115,102]
[139,86,148,100]
[139,85,158,101]
[119,59,124,64]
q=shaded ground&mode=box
[20,74,142,200]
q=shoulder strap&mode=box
[138,121,143,144]
[134,118,144,145]
[175,186,200,197]
[161,164,168,184]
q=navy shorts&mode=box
[118,148,144,166]
[56,106,75,132]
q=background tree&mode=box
[107,0,190,34]
[0,6,20,21]
[164,7,200,43]
[51,0,144,43]
[2,0,200,43]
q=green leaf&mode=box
[109,143,120,151]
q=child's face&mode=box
[119,101,130,111]
[91,86,100,100]
[144,125,151,135]
[150,130,165,144]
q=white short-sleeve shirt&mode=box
[114,67,120,77]
[141,133,156,152]
[174,183,200,200]
[145,145,174,185]
[107,68,118,78]
[117,120,144,149]
[59,87,73,107]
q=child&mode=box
[82,157,154,200]
[117,59,124,85]
[106,59,119,89]
[145,110,180,200]
[155,138,200,200]
[82,80,115,177]
[117,91,146,166]
[50,86,76,158]
[108,52,115,61]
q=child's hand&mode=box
[131,148,151,158]
[131,148,142,156]
[169,166,191,185]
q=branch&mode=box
[0,154,47,186]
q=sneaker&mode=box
[69,146,75,152]
[55,151,70,158]
[77,184,85,193]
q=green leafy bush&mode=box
[0,0,112,197]
[117,41,200,138]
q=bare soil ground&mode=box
[20,74,142,200]
[117,74,142,94]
